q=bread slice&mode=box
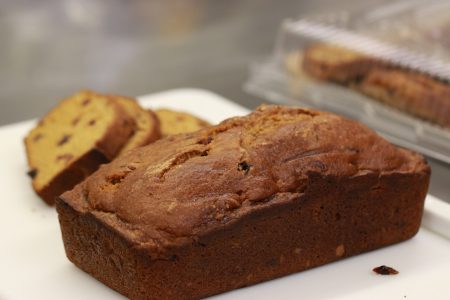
[57,105,429,299]
[155,108,210,137]
[303,44,382,83]
[112,96,161,156]
[302,44,450,128]
[355,68,450,127]
[25,91,136,205]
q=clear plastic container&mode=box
[245,0,450,164]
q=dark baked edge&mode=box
[106,95,162,150]
[142,109,162,145]
[37,149,109,205]
[95,100,136,160]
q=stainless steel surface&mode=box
[1,0,449,201]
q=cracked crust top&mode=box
[59,105,429,255]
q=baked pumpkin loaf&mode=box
[301,44,450,128]
[25,91,136,205]
[155,108,210,137]
[57,105,430,299]
[356,68,450,127]
[113,96,161,156]
[302,44,383,83]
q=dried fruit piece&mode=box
[27,168,38,179]
[57,134,71,146]
[237,161,251,174]
[373,265,399,275]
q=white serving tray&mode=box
[0,88,449,300]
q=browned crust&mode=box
[56,105,431,298]
[57,169,429,299]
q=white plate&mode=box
[1,88,449,300]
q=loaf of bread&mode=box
[302,44,450,127]
[302,44,382,83]
[57,105,430,299]
[356,68,450,127]
[155,108,210,137]
[113,96,161,156]
[25,91,136,205]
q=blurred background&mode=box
[1,0,449,200]
[1,0,383,125]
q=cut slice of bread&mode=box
[355,68,450,127]
[303,44,383,83]
[24,91,136,205]
[301,44,450,128]
[155,109,210,137]
[111,96,161,156]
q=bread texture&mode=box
[301,44,450,128]
[57,105,430,299]
[302,44,382,83]
[155,108,210,137]
[25,91,136,205]
[113,96,161,156]
[356,69,450,127]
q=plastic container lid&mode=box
[246,0,450,164]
